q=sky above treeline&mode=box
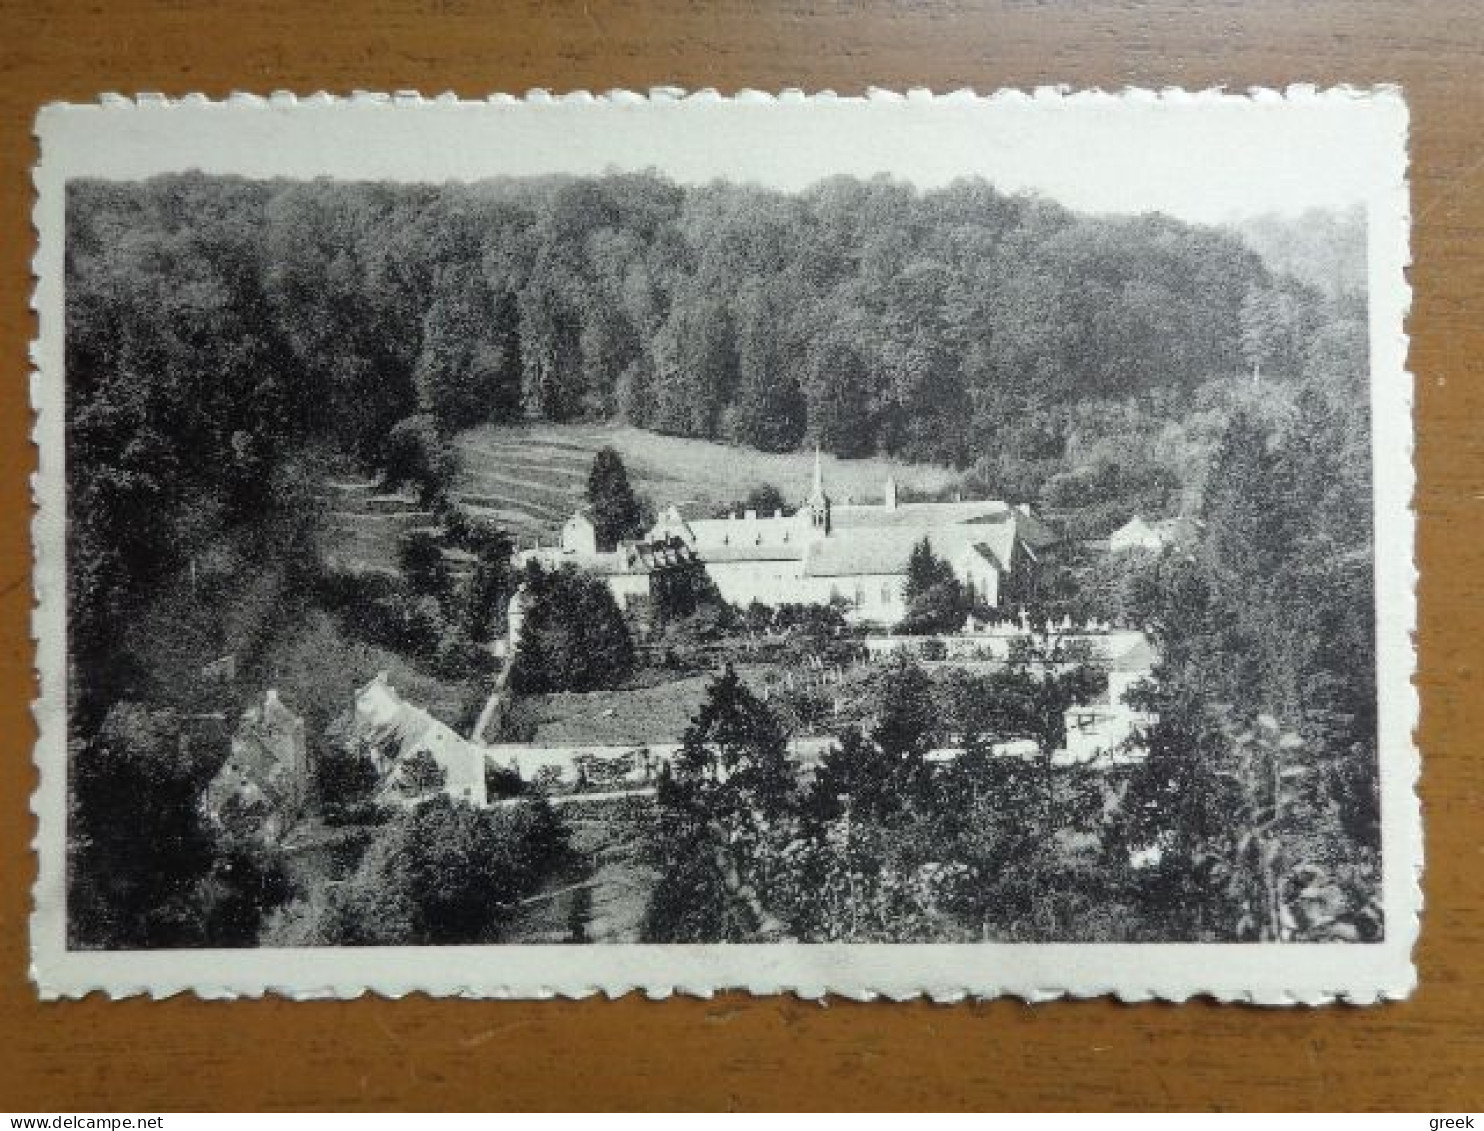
[46,91,1403,226]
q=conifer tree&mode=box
[676,665,796,821]
[904,537,954,602]
[585,446,644,551]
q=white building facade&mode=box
[647,454,1055,623]
[517,453,1057,626]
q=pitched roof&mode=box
[259,688,303,736]
[1110,514,1200,549]
[210,732,293,810]
[650,501,709,529]
[802,527,926,577]
[1010,507,1061,550]
[648,492,1048,578]
[969,542,1007,572]
[798,510,1026,579]
[697,544,806,564]
[1111,515,1154,538]
[356,674,486,800]
[647,507,696,543]
[956,512,1020,566]
[203,691,305,824]
[830,499,1012,530]
[686,514,800,545]
[684,513,805,563]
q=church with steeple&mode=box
[640,450,1059,624]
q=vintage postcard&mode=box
[30,88,1417,1001]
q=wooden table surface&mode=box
[1,0,1479,1112]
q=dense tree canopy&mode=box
[265,796,571,945]
[68,172,1294,482]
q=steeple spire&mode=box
[806,442,831,536]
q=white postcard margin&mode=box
[28,88,1420,1003]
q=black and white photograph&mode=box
[30,90,1417,1000]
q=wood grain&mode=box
[0,0,1479,1111]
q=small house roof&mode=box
[1112,514,1153,536]
[356,674,486,800]
[1110,514,1200,548]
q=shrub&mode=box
[315,744,380,811]
[898,580,967,636]
[399,530,452,598]
[485,762,530,800]
[383,414,455,507]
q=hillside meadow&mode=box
[452,422,960,539]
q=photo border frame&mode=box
[28,87,1419,1003]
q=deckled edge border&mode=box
[27,85,1420,1004]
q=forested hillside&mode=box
[68,174,1359,466]
[65,172,1366,709]
[1233,206,1367,305]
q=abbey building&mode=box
[517,452,1058,625]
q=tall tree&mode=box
[866,655,940,814]
[805,314,878,458]
[904,537,955,602]
[728,281,808,451]
[645,666,797,943]
[1200,409,1297,628]
[650,293,740,438]
[1238,279,1320,383]
[414,264,525,431]
[676,665,796,818]
[585,446,645,551]
[518,278,584,421]
[509,563,635,693]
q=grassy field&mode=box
[509,665,792,746]
[317,477,432,575]
[513,677,706,746]
[452,422,960,540]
